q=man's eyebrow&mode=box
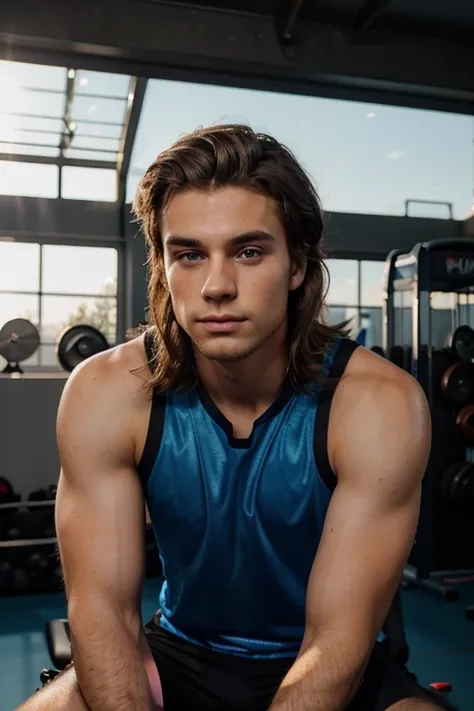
[165,231,276,249]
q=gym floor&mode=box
[1,580,473,711]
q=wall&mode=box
[0,374,66,498]
[0,196,467,498]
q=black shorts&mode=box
[144,614,456,711]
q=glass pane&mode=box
[6,89,66,118]
[0,143,60,157]
[73,122,123,139]
[394,290,413,347]
[0,129,59,146]
[63,149,118,162]
[361,261,385,307]
[430,292,458,349]
[360,307,383,350]
[71,96,127,124]
[325,259,358,306]
[327,306,359,339]
[0,161,59,198]
[75,71,131,98]
[42,245,118,295]
[61,167,117,201]
[71,135,121,151]
[128,78,473,218]
[0,293,40,327]
[38,344,60,369]
[0,60,67,92]
[8,116,63,132]
[41,295,117,343]
[0,242,40,291]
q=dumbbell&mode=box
[441,363,474,405]
[0,551,14,591]
[0,477,21,515]
[28,485,57,512]
[448,326,474,364]
[440,462,474,510]
[28,486,57,536]
[24,549,56,585]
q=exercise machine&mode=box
[383,239,474,601]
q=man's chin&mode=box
[195,341,256,363]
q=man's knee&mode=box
[387,699,453,711]
[15,665,89,711]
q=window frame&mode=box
[0,236,124,372]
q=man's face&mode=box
[161,186,305,363]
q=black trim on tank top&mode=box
[314,339,360,492]
[196,379,295,450]
[137,331,166,491]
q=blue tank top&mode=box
[138,338,359,659]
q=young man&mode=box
[18,125,453,711]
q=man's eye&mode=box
[179,252,202,262]
[240,249,261,259]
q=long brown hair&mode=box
[132,124,349,393]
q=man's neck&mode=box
[195,346,289,413]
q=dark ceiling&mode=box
[151,0,474,42]
[1,0,474,114]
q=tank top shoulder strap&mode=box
[137,330,166,490]
[314,338,361,491]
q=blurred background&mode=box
[0,0,473,708]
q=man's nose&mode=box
[201,261,237,302]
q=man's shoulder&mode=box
[63,334,151,403]
[334,344,427,417]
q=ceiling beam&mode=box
[0,152,115,170]
[117,77,148,206]
[352,0,393,38]
[276,0,305,43]
[1,0,473,115]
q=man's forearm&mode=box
[69,604,160,711]
[268,631,370,711]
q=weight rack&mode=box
[0,497,162,597]
[383,239,474,601]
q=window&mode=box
[0,241,118,370]
[0,60,132,199]
[127,78,473,219]
[361,261,385,307]
[323,259,387,349]
[325,259,358,306]
[61,167,117,201]
[0,161,59,198]
[327,306,360,340]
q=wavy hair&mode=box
[132,124,349,392]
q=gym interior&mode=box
[1,0,473,708]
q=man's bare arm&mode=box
[269,365,431,711]
[55,349,158,711]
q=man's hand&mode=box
[269,356,431,710]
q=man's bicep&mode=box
[305,475,420,644]
[304,375,429,645]
[56,358,146,618]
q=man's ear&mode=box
[289,256,307,292]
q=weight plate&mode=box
[451,325,474,364]
[450,463,474,509]
[439,463,463,500]
[56,325,109,372]
[441,363,474,405]
[455,404,474,442]
[0,319,40,363]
